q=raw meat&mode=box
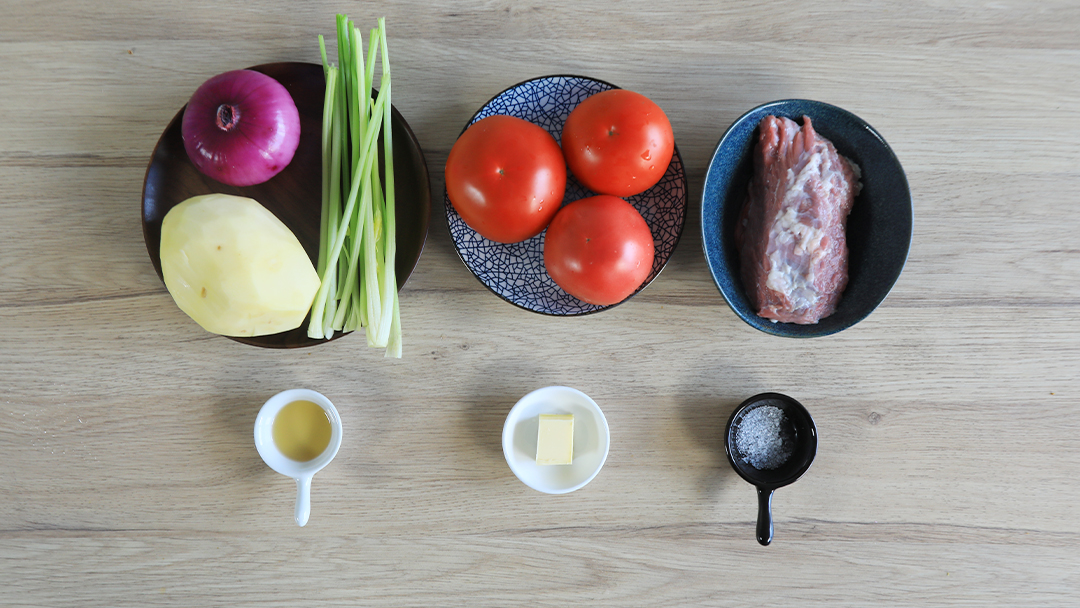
[735,115,861,324]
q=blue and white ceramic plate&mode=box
[445,75,688,316]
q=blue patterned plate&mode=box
[445,75,688,316]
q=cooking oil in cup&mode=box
[255,389,342,527]
[273,400,332,461]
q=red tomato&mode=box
[561,89,674,197]
[445,115,567,243]
[543,195,655,306]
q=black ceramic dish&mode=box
[725,392,818,546]
[142,62,431,348]
[701,99,912,337]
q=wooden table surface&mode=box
[3,1,1079,606]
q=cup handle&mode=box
[294,476,311,527]
[756,487,774,546]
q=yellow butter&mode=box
[536,414,574,465]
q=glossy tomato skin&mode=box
[445,115,566,243]
[561,89,674,198]
[543,195,655,306]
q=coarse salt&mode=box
[735,404,794,470]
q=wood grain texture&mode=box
[2,0,1080,606]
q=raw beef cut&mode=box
[735,115,860,324]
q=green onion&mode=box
[308,15,401,357]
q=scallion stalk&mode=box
[376,18,399,352]
[308,15,401,356]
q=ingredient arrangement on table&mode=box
[140,13,910,541]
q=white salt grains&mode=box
[735,405,794,470]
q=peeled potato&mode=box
[160,193,320,337]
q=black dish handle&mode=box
[756,487,774,546]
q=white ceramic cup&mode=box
[254,389,342,527]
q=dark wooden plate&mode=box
[142,62,431,348]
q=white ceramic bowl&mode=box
[502,386,610,494]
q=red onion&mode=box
[181,70,301,187]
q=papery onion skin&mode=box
[181,69,301,187]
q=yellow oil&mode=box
[272,400,332,462]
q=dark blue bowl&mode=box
[701,99,912,337]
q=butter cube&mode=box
[536,414,574,465]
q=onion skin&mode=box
[181,70,301,187]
